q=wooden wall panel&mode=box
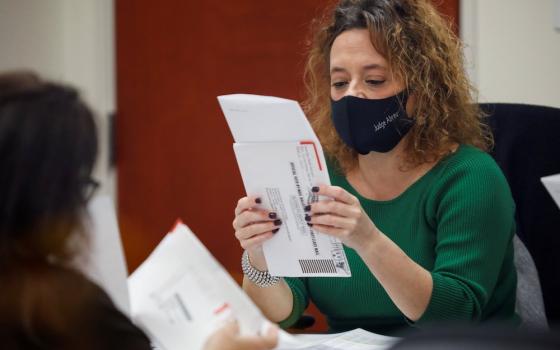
[433,0,460,34]
[116,0,322,273]
[116,0,459,332]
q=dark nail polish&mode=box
[272,228,279,233]
[268,212,277,219]
[305,215,311,222]
[311,186,319,193]
[307,223,313,227]
[255,197,262,204]
[274,219,282,226]
[304,205,311,212]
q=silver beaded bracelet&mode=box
[241,250,280,288]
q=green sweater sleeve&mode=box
[278,277,310,329]
[416,153,516,325]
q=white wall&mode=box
[462,0,560,108]
[0,0,116,197]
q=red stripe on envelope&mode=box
[300,141,323,171]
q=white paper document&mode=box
[541,173,560,210]
[278,328,398,350]
[128,221,270,350]
[218,94,350,277]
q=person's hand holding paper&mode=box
[219,94,350,278]
[204,320,278,350]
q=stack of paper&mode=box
[218,94,350,278]
[279,328,397,350]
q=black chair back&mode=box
[481,103,560,325]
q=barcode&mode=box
[298,259,337,274]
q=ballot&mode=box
[129,221,272,350]
[541,173,560,210]
[218,94,350,278]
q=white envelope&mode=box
[218,94,318,143]
[218,94,350,277]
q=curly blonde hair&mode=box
[303,0,492,173]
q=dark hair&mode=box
[304,0,491,172]
[0,71,98,264]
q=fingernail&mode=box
[274,219,282,226]
[307,223,313,227]
[255,197,262,204]
[304,215,311,222]
[311,186,319,193]
[272,228,279,233]
[304,205,311,212]
[268,212,277,219]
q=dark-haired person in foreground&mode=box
[233,0,518,335]
[0,71,277,350]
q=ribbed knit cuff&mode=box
[414,273,475,327]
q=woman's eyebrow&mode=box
[330,66,348,74]
[363,63,386,71]
[330,63,386,75]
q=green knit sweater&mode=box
[280,145,518,334]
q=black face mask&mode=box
[330,90,414,154]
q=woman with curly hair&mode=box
[0,71,277,350]
[233,0,518,335]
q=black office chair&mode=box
[482,103,560,327]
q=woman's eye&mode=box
[366,79,385,86]
[331,81,348,89]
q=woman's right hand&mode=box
[233,196,282,270]
[203,320,278,350]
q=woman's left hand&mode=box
[305,185,379,252]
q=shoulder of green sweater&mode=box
[428,144,513,205]
[435,144,506,181]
